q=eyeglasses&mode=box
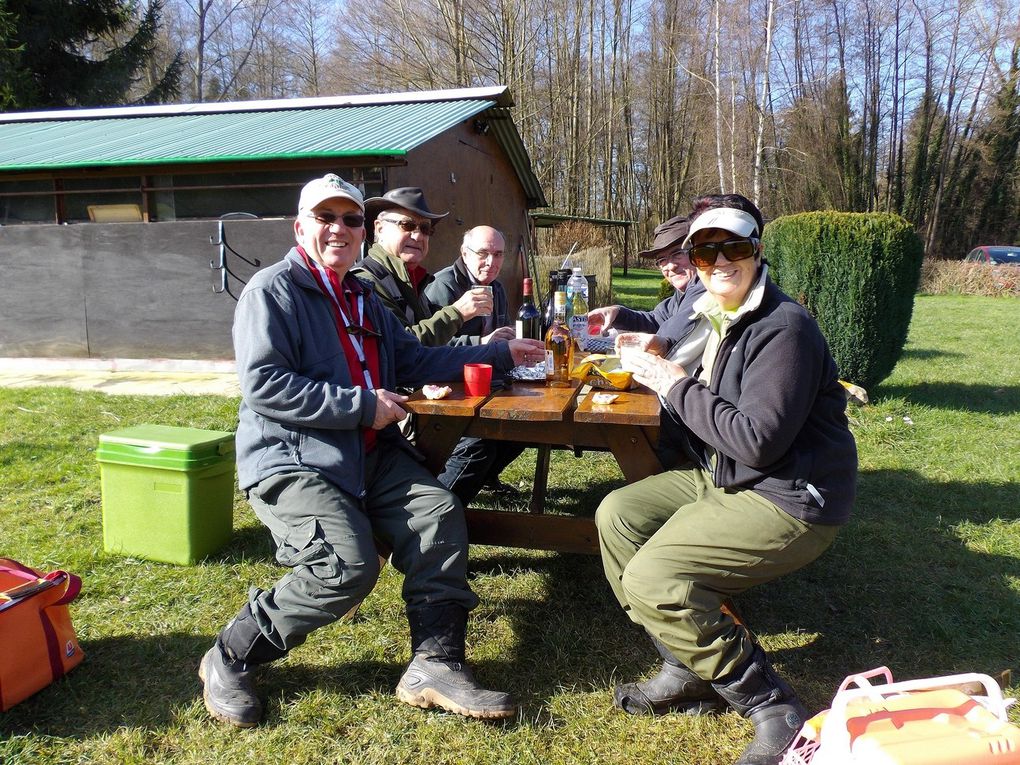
[689,238,760,268]
[654,249,690,269]
[306,212,365,228]
[464,245,504,259]
[379,216,434,236]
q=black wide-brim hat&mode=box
[637,215,690,258]
[364,187,449,221]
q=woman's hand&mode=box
[614,332,670,357]
[627,352,687,397]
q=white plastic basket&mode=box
[780,667,1017,765]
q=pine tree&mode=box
[0,0,182,110]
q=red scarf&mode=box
[298,247,381,452]
[408,264,429,292]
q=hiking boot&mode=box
[198,643,262,728]
[614,661,726,716]
[396,654,516,720]
[711,645,808,765]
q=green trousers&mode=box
[595,466,838,680]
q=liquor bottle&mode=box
[545,290,572,386]
[542,268,571,332]
[515,277,543,341]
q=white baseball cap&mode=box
[298,174,365,213]
[682,208,760,248]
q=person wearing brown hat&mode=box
[587,216,705,338]
[352,187,494,348]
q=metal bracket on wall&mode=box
[209,212,262,300]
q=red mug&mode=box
[463,363,493,397]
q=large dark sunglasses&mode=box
[307,212,365,228]
[689,238,759,268]
[379,216,434,236]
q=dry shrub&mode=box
[539,221,613,255]
[919,259,1020,297]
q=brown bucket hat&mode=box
[364,187,449,221]
[637,216,690,258]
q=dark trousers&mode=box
[437,436,526,505]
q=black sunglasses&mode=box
[346,324,381,339]
[307,212,365,228]
[379,216,434,236]
[689,238,759,268]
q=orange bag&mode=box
[0,558,84,712]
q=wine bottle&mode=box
[515,277,543,341]
[544,290,572,386]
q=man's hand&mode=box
[628,352,687,397]
[371,389,409,430]
[586,305,621,332]
[482,326,516,344]
[507,338,545,367]
[452,287,493,321]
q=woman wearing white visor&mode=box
[596,194,857,765]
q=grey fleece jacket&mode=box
[659,276,857,525]
[232,248,515,497]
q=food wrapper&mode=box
[569,353,636,390]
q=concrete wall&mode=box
[0,218,294,359]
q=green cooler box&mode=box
[98,425,236,565]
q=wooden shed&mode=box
[0,86,545,360]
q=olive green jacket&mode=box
[351,244,465,347]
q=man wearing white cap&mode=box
[597,194,857,765]
[198,174,544,727]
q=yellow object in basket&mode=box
[569,354,636,390]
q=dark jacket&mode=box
[423,258,511,346]
[658,276,857,526]
[232,248,515,497]
[351,243,464,347]
[614,279,706,335]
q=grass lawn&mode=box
[1,277,1018,764]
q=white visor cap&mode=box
[682,208,760,248]
[298,173,365,214]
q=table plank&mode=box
[575,386,661,426]
[406,382,489,417]
[465,509,599,555]
[480,381,579,421]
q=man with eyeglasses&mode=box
[199,174,545,728]
[352,187,494,348]
[587,216,706,338]
[421,226,525,503]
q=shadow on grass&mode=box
[470,467,1020,716]
[898,347,963,361]
[875,381,1020,414]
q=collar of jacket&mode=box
[366,243,417,286]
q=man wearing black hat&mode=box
[587,216,705,338]
[352,187,493,348]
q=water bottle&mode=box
[566,267,589,352]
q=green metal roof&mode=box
[0,100,487,170]
[0,87,547,206]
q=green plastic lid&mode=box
[97,425,235,471]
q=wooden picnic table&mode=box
[405,380,663,555]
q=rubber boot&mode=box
[396,604,516,720]
[710,646,808,765]
[198,604,286,728]
[613,635,725,716]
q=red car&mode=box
[964,245,1020,266]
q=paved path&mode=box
[0,358,239,397]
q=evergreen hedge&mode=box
[762,212,924,390]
